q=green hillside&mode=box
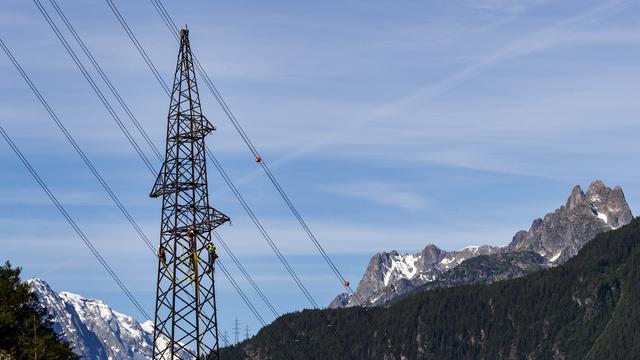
[222,217,640,359]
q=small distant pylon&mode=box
[233,317,240,344]
[245,325,250,340]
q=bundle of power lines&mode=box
[0,1,402,359]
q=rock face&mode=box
[508,180,632,263]
[330,180,633,308]
[28,279,111,359]
[329,244,502,308]
[28,278,190,360]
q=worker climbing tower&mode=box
[150,28,229,359]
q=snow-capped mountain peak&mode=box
[328,243,501,308]
[28,278,157,360]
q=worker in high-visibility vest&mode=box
[207,243,218,272]
[158,245,166,266]
[188,230,197,272]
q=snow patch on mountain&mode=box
[383,254,419,286]
[28,278,191,360]
[549,251,562,263]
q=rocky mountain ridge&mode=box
[329,244,502,308]
[27,278,188,360]
[330,180,633,308]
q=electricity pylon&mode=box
[150,28,229,360]
[234,317,239,344]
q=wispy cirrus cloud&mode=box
[464,0,549,13]
[320,182,430,211]
[250,0,635,172]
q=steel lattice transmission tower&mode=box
[150,28,230,360]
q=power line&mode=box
[104,0,171,96]
[45,0,304,350]
[32,0,157,176]
[47,0,162,161]
[38,0,302,330]
[213,231,308,351]
[0,122,241,360]
[39,0,355,355]
[146,1,404,357]
[219,330,249,360]
[147,0,392,357]
[100,1,358,357]
[39,0,319,356]
[38,8,318,332]
[19,0,391,353]
[213,232,279,319]
[0,28,156,255]
[101,0,320,316]
[18,3,285,357]
[105,0,327,324]
[0,34,248,360]
[218,325,245,360]
[146,3,359,354]
[102,0,322,312]
[147,0,357,299]
[218,261,293,359]
[219,332,231,348]
[0,124,150,320]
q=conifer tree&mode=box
[0,262,78,359]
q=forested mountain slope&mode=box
[222,217,640,359]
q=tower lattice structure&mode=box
[150,28,229,360]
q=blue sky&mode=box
[2,0,640,340]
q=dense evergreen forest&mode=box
[0,262,78,359]
[221,218,640,359]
